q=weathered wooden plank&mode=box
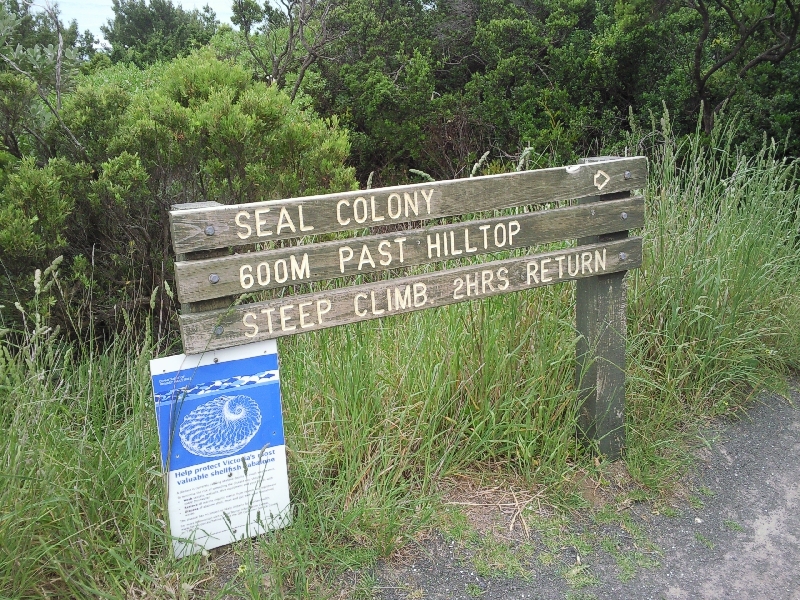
[174,196,644,304]
[576,189,631,460]
[171,201,234,314]
[169,157,647,254]
[178,237,643,354]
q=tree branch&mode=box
[0,52,87,159]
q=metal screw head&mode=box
[209,273,220,284]
[621,212,628,220]
[619,252,628,261]
[213,325,224,336]
[204,225,215,236]
[624,171,632,180]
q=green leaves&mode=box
[102,0,219,68]
[0,48,357,334]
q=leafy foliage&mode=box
[102,0,219,67]
[0,49,356,335]
[2,0,800,335]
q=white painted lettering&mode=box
[387,193,402,219]
[527,261,539,284]
[290,254,310,280]
[595,249,606,272]
[260,308,276,333]
[404,192,419,217]
[354,293,368,316]
[581,252,593,275]
[279,305,296,331]
[413,282,427,306]
[255,208,272,237]
[464,229,477,252]
[274,259,288,283]
[236,211,252,239]
[370,291,384,315]
[555,255,566,278]
[481,269,495,293]
[466,273,478,296]
[276,207,296,234]
[497,267,509,290]
[508,220,520,245]
[541,258,553,282]
[395,237,407,263]
[370,196,384,221]
[568,255,579,276]
[421,188,434,213]
[298,301,314,328]
[453,277,465,300]
[358,245,376,270]
[316,299,331,323]
[243,312,258,337]
[450,231,463,255]
[494,223,507,247]
[378,240,392,266]
[354,197,368,224]
[240,264,254,289]
[298,206,314,231]
[339,246,354,273]
[395,285,411,309]
[427,233,441,259]
[479,224,491,249]
[336,199,351,225]
[257,262,270,286]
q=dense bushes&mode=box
[0,50,356,336]
[4,0,800,338]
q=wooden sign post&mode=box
[575,158,634,459]
[169,157,646,458]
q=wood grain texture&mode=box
[171,201,233,315]
[169,157,647,254]
[174,196,644,304]
[178,237,642,354]
[576,191,630,460]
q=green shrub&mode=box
[0,50,357,338]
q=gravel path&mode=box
[374,377,800,600]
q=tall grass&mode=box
[625,114,800,488]
[1,115,799,598]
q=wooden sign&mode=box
[179,237,641,353]
[169,157,646,254]
[174,196,644,303]
[167,157,648,459]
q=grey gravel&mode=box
[374,376,800,600]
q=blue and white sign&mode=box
[150,340,290,558]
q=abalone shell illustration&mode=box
[179,395,262,457]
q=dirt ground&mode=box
[373,376,800,600]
